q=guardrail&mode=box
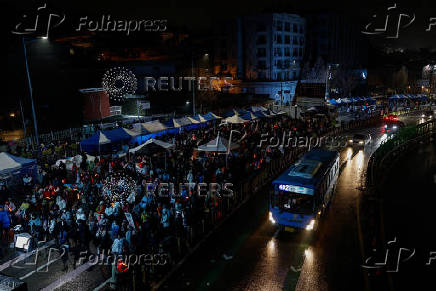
[367,118,436,187]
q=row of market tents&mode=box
[327,96,376,106]
[387,94,428,102]
[80,107,286,154]
[327,94,428,106]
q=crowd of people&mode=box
[0,111,338,289]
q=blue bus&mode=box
[269,149,340,232]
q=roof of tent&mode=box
[223,109,240,118]
[80,131,112,146]
[186,117,200,124]
[134,120,167,133]
[197,135,239,152]
[165,119,184,128]
[253,111,269,118]
[222,115,248,124]
[192,114,208,123]
[203,112,222,120]
[129,138,175,153]
[0,152,36,174]
[249,106,268,112]
[104,128,138,142]
[176,117,194,126]
[240,112,258,121]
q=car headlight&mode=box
[269,212,276,224]
[384,124,387,128]
[393,125,397,129]
[348,139,353,143]
[422,114,425,118]
[359,141,364,144]
[305,219,315,231]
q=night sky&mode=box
[5,0,436,130]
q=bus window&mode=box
[274,191,313,214]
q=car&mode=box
[421,110,434,119]
[384,121,404,134]
[384,114,398,122]
[348,133,371,147]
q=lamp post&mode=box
[191,52,209,115]
[191,55,196,115]
[22,37,42,146]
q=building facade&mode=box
[212,13,306,103]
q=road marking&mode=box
[93,277,112,291]
[19,248,63,280]
[0,239,55,272]
[40,261,94,291]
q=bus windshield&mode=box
[272,188,314,214]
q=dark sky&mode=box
[5,0,436,130]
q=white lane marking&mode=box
[19,254,62,280]
[0,239,55,272]
[40,261,94,291]
[93,277,112,291]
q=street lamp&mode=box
[22,37,46,146]
[191,51,210,115]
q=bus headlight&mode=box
[269,212,276,224]
[305,219,315,231]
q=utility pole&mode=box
[191,54,196,115]
[22,37,39,145]
[19,98,27,137]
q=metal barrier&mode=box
[367,118,436,187]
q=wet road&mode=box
[0,113,425,291]
[162,113,424,291]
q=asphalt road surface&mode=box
[160,112,425,291]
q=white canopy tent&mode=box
[197,136,239,152]
[222,115,248,124]
[129,138,175,153]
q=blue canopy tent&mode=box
[0,152,37,186]
[240,112,258,121]
[253,111,269,118]
[192,114,208,123]
[222,109,238,118]
[182,117,202,130]
[248,106,267,112]
[366,97,376,105]
[165,117,201,133]
[80,131,113,154]
[104,128,138,143]
[132,121,168,144]
[203,112,222,121]
[419,94,428,102]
